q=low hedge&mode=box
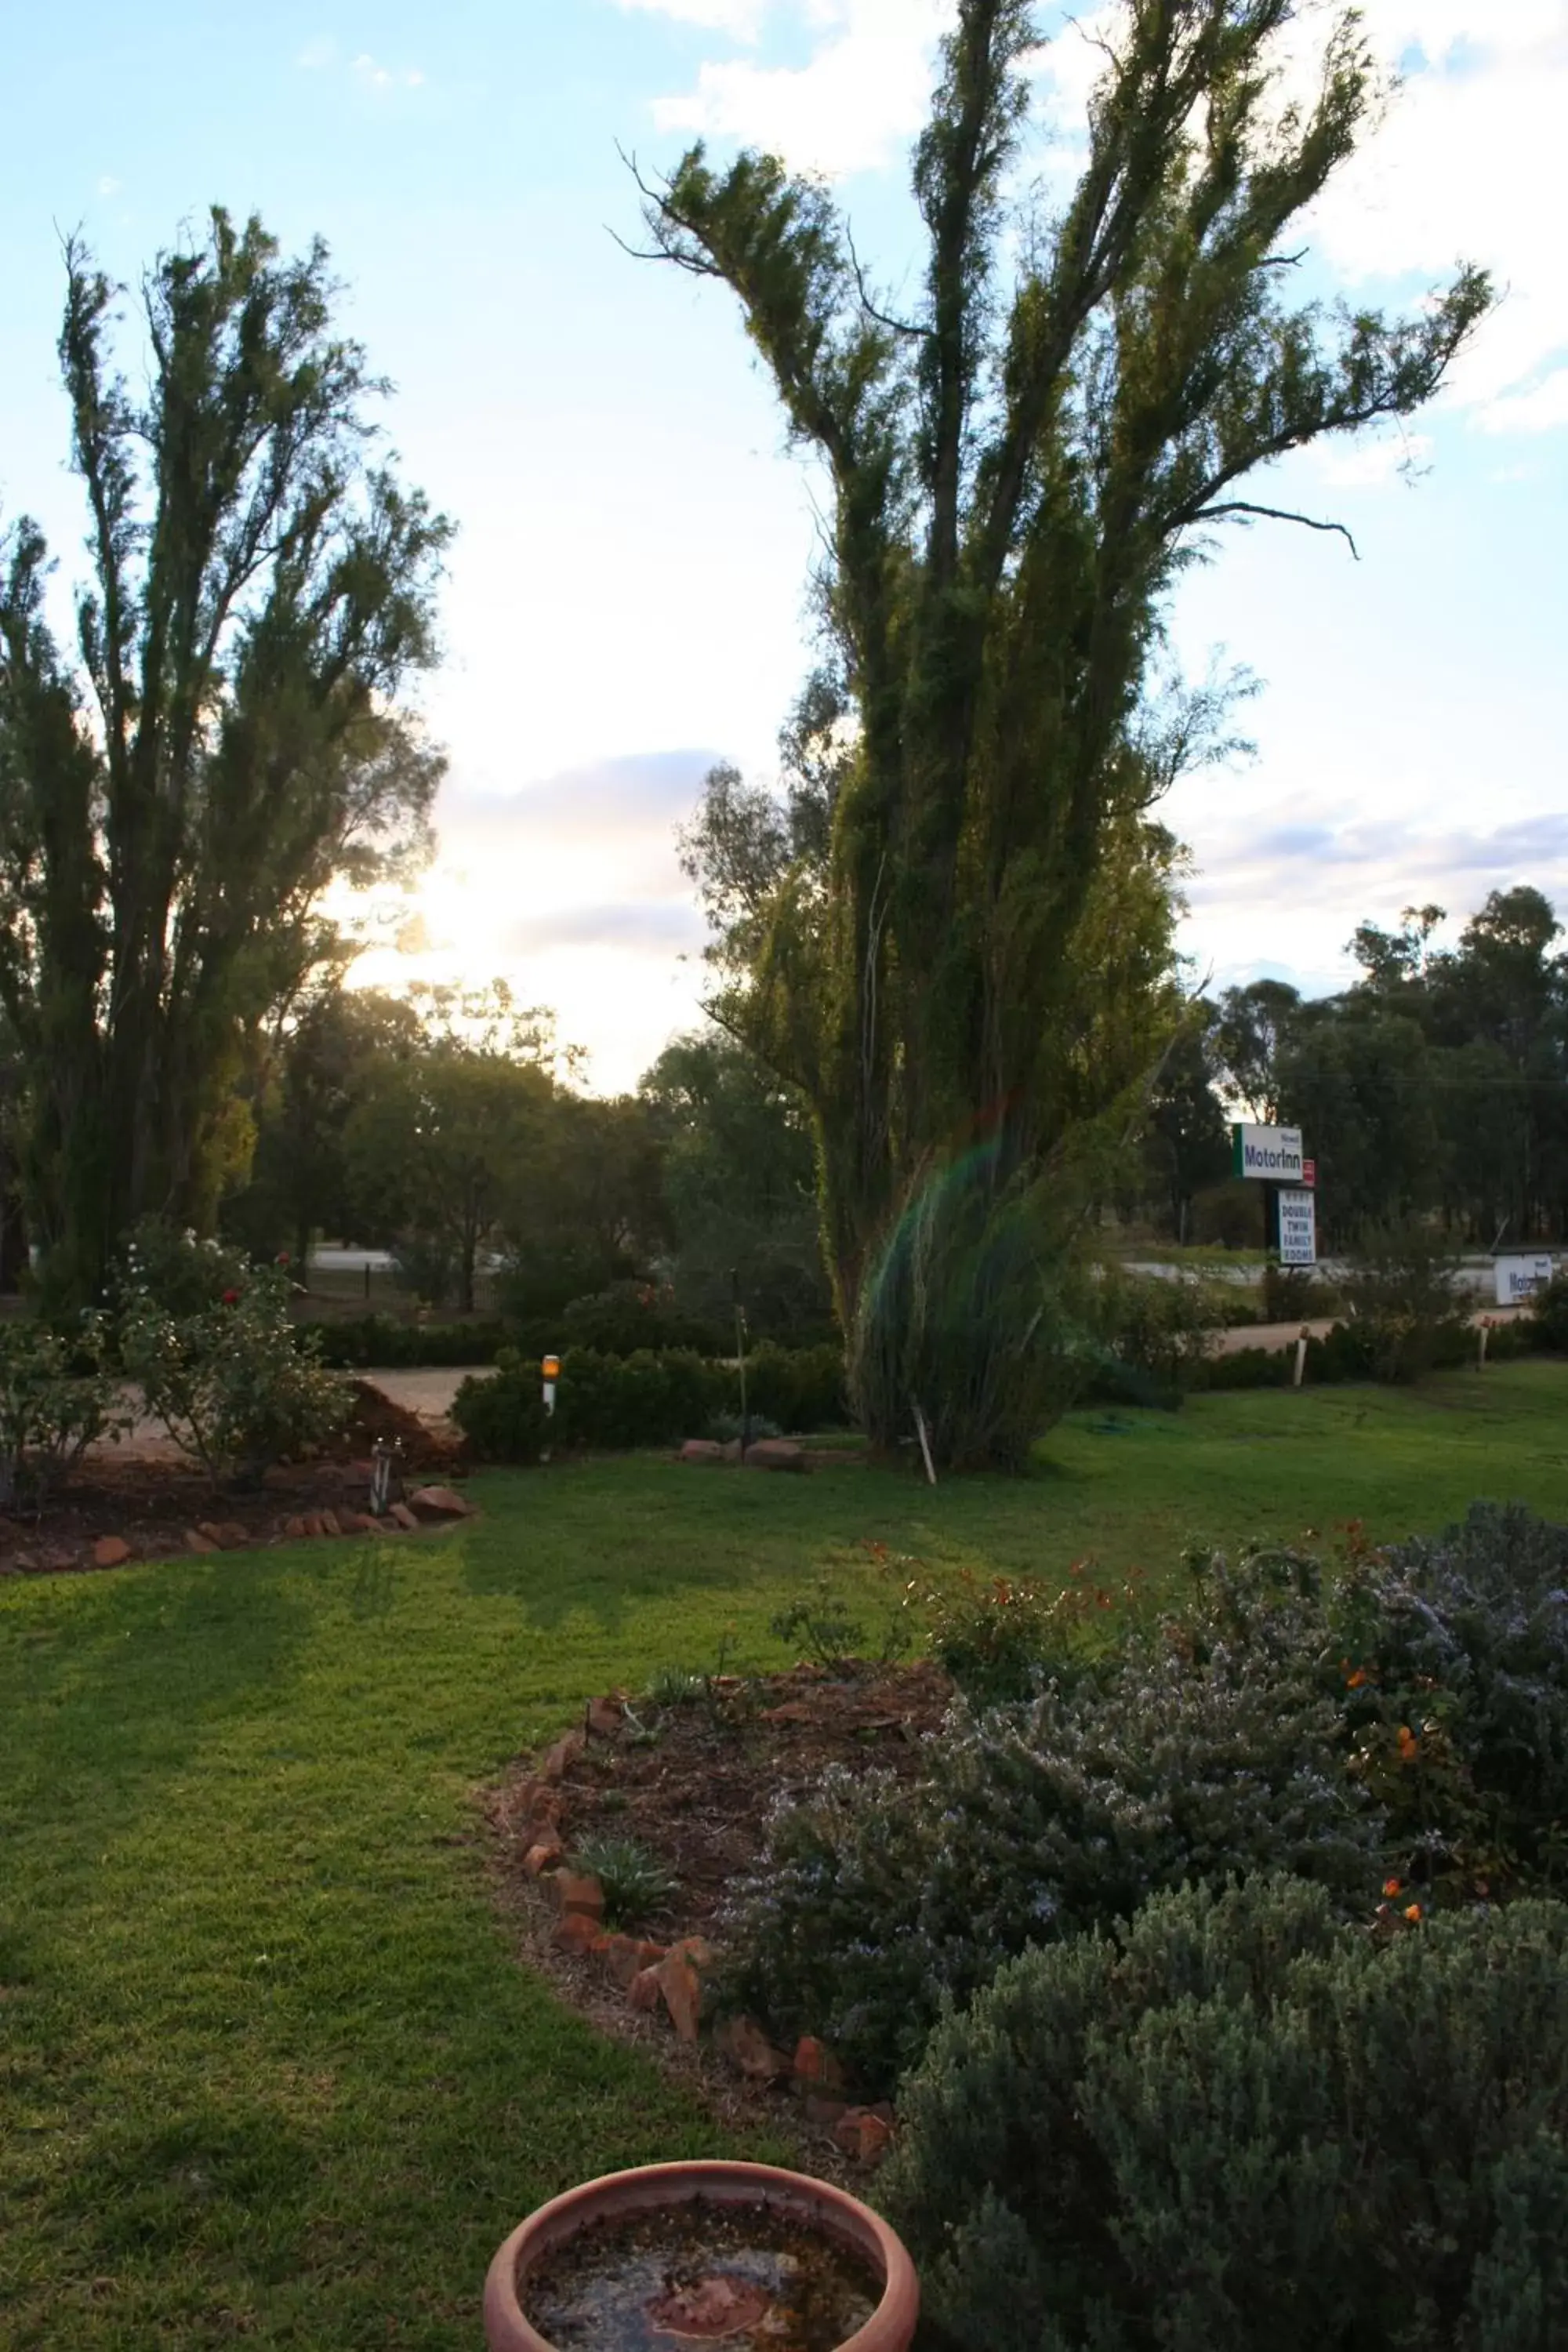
[451,1340,851,1460]
[306,1314,510,1370]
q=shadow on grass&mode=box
[0,1559,311,1845]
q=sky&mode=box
[2,2,1565,1090]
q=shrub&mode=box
[452,1345,726,1458]
[1093,1267,1218,1399]
[553,1348,724,1450]
[720,1556,1383,2091]
[0,1314,126,1511]
[450,1358,552,1463]
[740,1340,848,1432]
[884,1876,1568,2352]
[559,1279,719,1356]
[851,1154,1093,1468]
[451,1341,848,1458]
[721,1512,1568,2092]
[1195,1341,1293,1391]
[310,1315,509,1370]
[118,1218,255,1318]
[917,1568,1120,1706]
[706,1411,784,1446]
[1340,1218,1468,1381]
[1261,1260,1340,1321]
[1339,1502,1568,1887]
[1530,1272,1568,1353]
[119,1261,347,1484]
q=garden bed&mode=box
[486,1660,954,2157]
[0,1381,470,1575]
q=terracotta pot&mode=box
[483,2158,919,2351]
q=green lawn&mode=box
[3,1363,1566,2349]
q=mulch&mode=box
[0,1382,470,1577]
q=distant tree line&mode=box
[193,978,833,1344]
[1138,886,1568,1250]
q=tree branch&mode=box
[1193,500,1359,559]
[846,228,930,341]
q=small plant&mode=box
[706,1410,783,1446]
[0,1313,128,1512]
[770,1573,869,1674]
[569,1834,677,1929]
[916,1564,1123,1704]
[645,1666,706,1708]
[119,1258,347,1484]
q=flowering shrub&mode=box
[0,1315,127,1510]
[884,1875,1568,2352]
[119,1258,345,1484]
[117,1218,252,1318]
[720,1557,1383,2090]
[1336,1503,1568,1888]
[720,1509,1568,2092]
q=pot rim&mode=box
[482,2157,920,2352]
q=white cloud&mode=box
[347,753,717,1091]
[296,36,337,70]
[96,175,120,197]
[651,0,953,176]
[1315,430,1433,489]
[616,0,770,37]
[351,52,426,94]
[1477,368,1568,437]
[1304,5,1568,426]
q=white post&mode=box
[1478,1320,1490,1369]
[912,1399,938,1487]
[1293,1328,1308,1388]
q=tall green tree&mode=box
[646,0,1487,1461]
[222,985,426,1265]
[0,210,450,1304]
[342,1042,557,1314]
[641,1029,835,1341]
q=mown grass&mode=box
[2,1363,1566,2349]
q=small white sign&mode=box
[1494,1255,1553,1306]
[1232,1123,1305,1182]
[1278,1189,1317,1267]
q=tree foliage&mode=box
[0,210,450,1304]
[647,0,1488,1461]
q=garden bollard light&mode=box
[542,1354,558,1462]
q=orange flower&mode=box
[1383,1878,1402,1898]
[1397,1725,1419,1761]
[1403,1903,1422,1922]
[1346,1668,1369,1690]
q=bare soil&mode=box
[0,1381,470,1577]
[503,1661,952,1940]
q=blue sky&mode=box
[2,2,1565,1087]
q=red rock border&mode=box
[514,1693,898,2169]
[2,1483,478,1578]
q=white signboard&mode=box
[1495,1255,1553,1306]
[1277,1189,1317,1267]
[1232,1123,1305,1182]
